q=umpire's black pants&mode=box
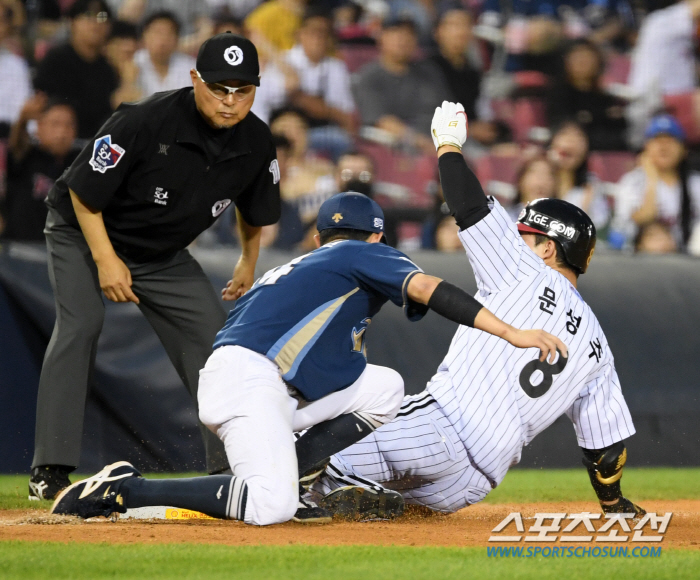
[32,209,229,473]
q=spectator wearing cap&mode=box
[353,17,449,154]
[28,33,281,501]
[612,114,700,251]
[285,7,355,160]
[1,96,78,241]
[34,0,119,140]
[0,1,31,133]
[546,39,628,151]
[134,11,195,97]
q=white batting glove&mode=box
[431,100,468,151]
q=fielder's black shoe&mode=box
[28,465,73,501]
[293,485,332,524]
[50,461,141,519]
[320,485,404,520]
[602,497,646,520]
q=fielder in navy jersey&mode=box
[314,102,646,521]
[50,190,565,526]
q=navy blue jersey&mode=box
[214,240,425,400]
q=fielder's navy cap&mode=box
[196,33,260,86]
[644,114,685,142]
[317,192,385,235]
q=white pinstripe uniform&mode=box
[315,198,636,512]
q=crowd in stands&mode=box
[1,0,700,257]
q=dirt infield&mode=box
[1,500,698,548]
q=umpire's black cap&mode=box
[517,198,596,274]
[196,33,260,86]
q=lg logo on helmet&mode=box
[224,46,243,66]
[527,210,578,241]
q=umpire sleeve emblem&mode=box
[89,135,125,174]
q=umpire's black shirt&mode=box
[47,88,281,262]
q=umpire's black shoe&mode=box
[602,497,646,520]
[28,465,73,501]
[50,461,141,519]
[320,485,404,520]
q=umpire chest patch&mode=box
[149,186,170,206]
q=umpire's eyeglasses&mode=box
[195,70,255,102]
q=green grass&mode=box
[3,468,699,511]
[0,542,698,580]
[483,467,700,503]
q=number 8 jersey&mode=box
[214,240,425,401]
[428,198,635,488]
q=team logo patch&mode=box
[269,159,280,184]
[224,46,244,66]
[89,135,125,173]
[332,213,343,223]
[212,199,232,217]
[373,217,384,229]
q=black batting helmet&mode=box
[516,198,596,274]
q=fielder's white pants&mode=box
[197,345,404,525]
[313,392,493,512]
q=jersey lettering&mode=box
[538,287,557,315]
[588,339,603,363]
[351,318,372,355]
[566,309,582,335]
[256,253,310,286]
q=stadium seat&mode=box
[491,97,547,143]
[588,151,636,183]
[475,153,522,204]
[356,140,438,208]
[338,45,379,73]
[663,93,700,145]
[513,71,549,90]
[512,98,547,143]
[475,154,522,185]
[602,53,631,86]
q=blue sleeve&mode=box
[353,244,427,321]
[482,0,501,14]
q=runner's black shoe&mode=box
[320,485,404,520]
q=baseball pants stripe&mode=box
[317,393,492,512]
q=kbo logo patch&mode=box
[89,135,125,173]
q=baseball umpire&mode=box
[29,33,280,500]
[50,191,565,525]
[312,102,645,520]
